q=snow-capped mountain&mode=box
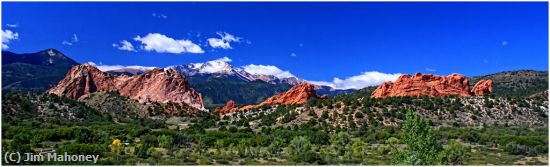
[166,57,304,85]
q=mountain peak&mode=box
[38,48,64,57]
[166,57,236,76]
[167,57,305,85]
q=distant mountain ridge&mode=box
[164,57,354,106]
[3,49,547,105]
[2,49,79,92]
[165,57,303,85]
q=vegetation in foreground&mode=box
[1,92,548,165]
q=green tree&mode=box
[268,137,284,157]
[158,135,174,149]
[350,138,366,159]
[321,110,329,119]
[288,136,319,163]
[136,134,157,158]
[393,110,440,165]
[74,128,92,143]
[437,140,469,165]
[330,132,350,156]
[288,136,312,156]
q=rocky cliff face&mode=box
[471,79,493,96]
[216,82,328,114]
[371,72,492,98]
[48,64,204,110]
[48,64,118,99]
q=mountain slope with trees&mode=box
[470,70,548,97]
[2,49,79,92]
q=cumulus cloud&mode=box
[308,71,402,90]
[1,29,19,49]
[134,33,204,54]
[86,62,157,72]
[152,13,167,19]
[6,24,17,28]
[242,64,296,78]
[112,40,136,52]
[207,32,241,49]
[62,34,79,46]
[291,53,297,57]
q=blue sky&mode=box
[2,2,548,89]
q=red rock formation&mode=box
[471,80,493,96]
[48,64,118,99]
[258,82,324,106]
[371,72,472,98]
[216,82,328,114]
[48,64,204,110]
[215,100,238,115]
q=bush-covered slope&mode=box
[470,70,548,97]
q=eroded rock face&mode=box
[371,72,472,98]
[215,100,238,115]
[48,64,204,110]
[48,64,118,99]
[216,82,328,114]
[258,82,324,106]
[471,80,493,96]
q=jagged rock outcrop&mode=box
[48,64,204,110]
[216,82,328,114]
[471,79,493,96]
[371,73,472,98]
[215,100,238,115]
[257,82,327,106]
[48,64,118,99]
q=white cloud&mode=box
[425,68,436,72]
[242,64,296,78]
[1,29,19,49]
[6,24,17,28]
[214,56,232,63]
[152,13,167,19]
[112,40,136,52]
[308,71,402,90]
[72,34,79,42]
[502,41,508,46]
[291,53,297,57]
[62,34,79,46]
[86,61,157,72]
[207,32,241,49]
[61,41,73,46]
[134,33,204,54]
